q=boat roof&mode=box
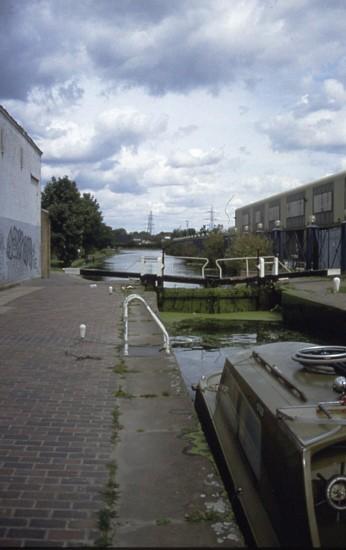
[225,341,346,446]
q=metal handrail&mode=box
[272,258,291,273]
[215,256,291,278]
[215,256,268,278]
[123,294,170,356]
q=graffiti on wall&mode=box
[6,225,37,270]
[0,232,4,280]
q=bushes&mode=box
[225,233,273,275]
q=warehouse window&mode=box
[287,198,304,218]
[242,212,249,225]
[268,205,280,221]
[313,190,332,213]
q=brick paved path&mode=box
[0,273,122,547]
[0,273,244,548]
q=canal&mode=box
[101,249,344,547]
[102,247,203,285]
[171,323,319,398]
[102,248,322,398]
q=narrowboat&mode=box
[195,341,346,547]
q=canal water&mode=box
[102,247,202,285]
[170,324,318,398]
[102,248,321,397]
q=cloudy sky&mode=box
[2,0,346,232]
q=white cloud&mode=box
[324,79,346,107]
[39,107,168,164]
[168,148,224,168]
[3,0,346,231]
[262,95,346,154]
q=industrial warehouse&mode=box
[235,170,346,271]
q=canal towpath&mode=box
[279,275,346,340]
[280,275,346,306]
[0,272,244,547]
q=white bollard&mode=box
[157,255,163,276]
[333,277,340,293]
[80,324,86,339]
[108,286,113,294]
[258,257,265,278]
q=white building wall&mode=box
[0,106,42,284]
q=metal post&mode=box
[306,224,320,270]
[341,221,346,273]
[272,226,283,259]
[272,256,279,276]
[140,256,145,276]
[124,301,129,356]
[157,255,162,277]
[123,294,170,356]
[161,247,165,276]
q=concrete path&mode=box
[0,273,244,547]
[280,275,346,309]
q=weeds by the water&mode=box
[70,248,115,269]
[181,426,216,467]
[185,508,233,523]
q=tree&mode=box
[42,176,112,265]
[202,230,226,266]
[225,232,273,275]
[97,223,114,249]
[42,176,84,265]
[166,239,200,257]
[79,193,105,254]
[111,228,133,246]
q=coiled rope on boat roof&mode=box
[292,346,346,374]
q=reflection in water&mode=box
[172,325,316,398]
[103,248,202,276]
[101,248,204,286]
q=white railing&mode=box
[123,294,170,356]
[215,256,291,279]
